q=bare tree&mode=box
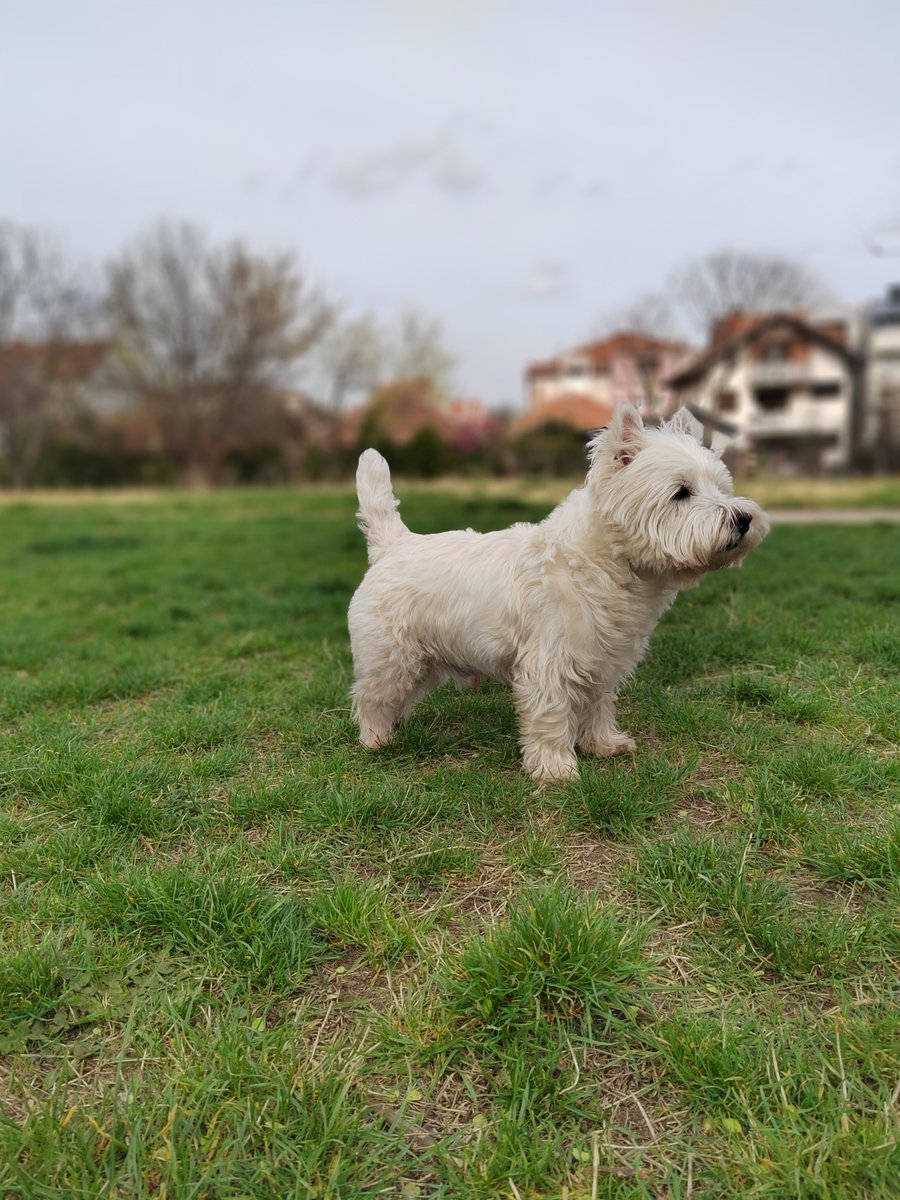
[591,291,688,414]
[105,221,333,484]
[595,290,679,341]
[317,312,385,412]
[388,307,456,395]
[669,249,828,339]
[0,223,94,487]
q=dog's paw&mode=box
[579,731,636,757]
[359,726,394,749]
[523,748,580,785]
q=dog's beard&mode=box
[614,503,766,579]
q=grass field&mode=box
[0,487,897,1199]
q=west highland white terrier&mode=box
[348,405,769,783]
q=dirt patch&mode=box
[645,923,702,1001]
[564,836,633,894]
[0,1039,133,1127]
[670,791,727,827]
[781,869,868,916]
[575,1053,690,1190]
[290,950,401,1058]
[444,864,517,924]
[249,729,284,765]
[305,949,395,1010]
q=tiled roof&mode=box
[510,393,615,436]
[666,313,857,388]
[0,339,109,382]
[526,331,690,378]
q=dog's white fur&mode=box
[348,405,769,783]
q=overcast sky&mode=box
[3,0,899,407]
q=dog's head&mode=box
[586,405,769,582]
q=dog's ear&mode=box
[606,403,645,467]
[667,407,704,443]
[709,430,730,458]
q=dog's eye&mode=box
[672,485,693,501]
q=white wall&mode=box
[685,343,853,467]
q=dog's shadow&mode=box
[384,681,521,768]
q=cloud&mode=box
[523,259,570,300]
[240,170,267,193]
[279,150,330,200]
[864,214,900,257]
[432,144,484,193]
[583,177,611,201]
[330,134,485,198]
[533,170,567,200]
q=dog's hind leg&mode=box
[577,689,636,757]
[351,649,443,749]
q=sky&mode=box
[3,0,900,409]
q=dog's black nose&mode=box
[735,511,752,536]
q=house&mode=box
[342,381,501,455]
[0,338,155,434]
[518,331,691,436]
[0,339,114,483]
[509,391,615,438]
[664,313,860,473]
[340,378,451,449]
[860,284,900,469]
[0,338,109,405]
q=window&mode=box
[563,358,589,379]
[755,387,790,411]
[716,391,737,413]
[811,381,842,399]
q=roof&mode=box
[510,393,615,436]
[526,330,690,379]
[666,313,858,388]
[0,339,109,382]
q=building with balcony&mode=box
[860,284,900,470]
[664,313,860,473]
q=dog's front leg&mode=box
[513,667,580,784]
[577,689,636,757]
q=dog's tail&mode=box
[356,449,408,563]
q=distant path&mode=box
[769,509,900,524]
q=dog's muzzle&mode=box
[723,510,752,553]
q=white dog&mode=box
[348,405,768,783]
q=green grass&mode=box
[0,487,897,1198]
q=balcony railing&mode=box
[746,361,811,385]
[747,405,845,435]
